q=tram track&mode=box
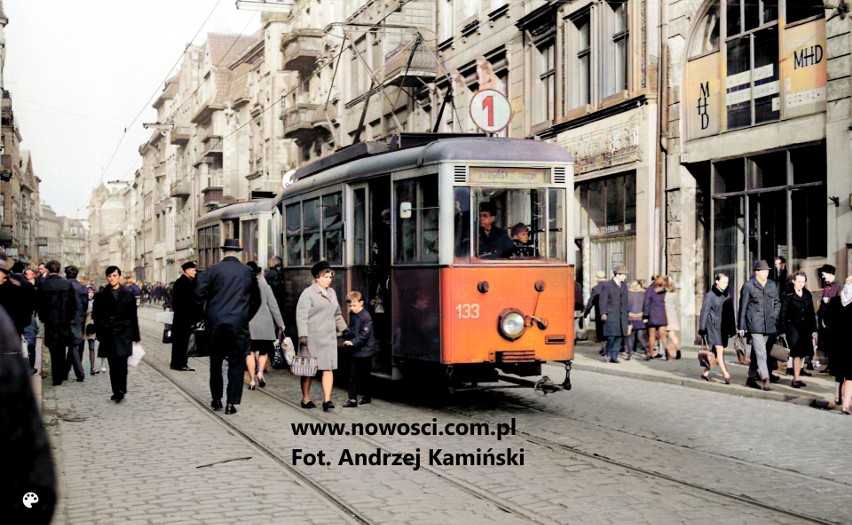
[436,396,842,525]
[139,316,838,524]
[138,322,557,525]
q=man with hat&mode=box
[599,264,630,363]
[817,264,842,374]
[170,261,202,371]
[738,260,781,390]
[195,240,261,414]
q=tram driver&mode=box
[477,202,513,259]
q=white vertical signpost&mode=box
[469,89,512,134]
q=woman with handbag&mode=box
[698,272,736,383]
[296,261,348,411]
[246,262,285,390]
[91,266,140,403]
[780,272,819,388]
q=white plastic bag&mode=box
[128,342,146,367]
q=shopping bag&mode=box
[128,342,146,367]
[769,336,790,361]
[290,345,317,377]
[186,322,209,357]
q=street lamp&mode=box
[235,0,293,13]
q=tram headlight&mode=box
[498,308,526,341]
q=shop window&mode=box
[575,172,636,276]
[747,151,787,189]
[786,2,823,24]
[791,185,827,258]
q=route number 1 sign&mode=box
[469,89,512,133]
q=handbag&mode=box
[734,334,750,365]
[128,342,146,367]
[697,337,718,368]
[290,345,317,377]
[162,327,172,344]
[186,321,210,358]
[769,336,790,361]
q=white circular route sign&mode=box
[469,89,512,133]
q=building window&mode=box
[532,40,556,125]
[786,2,822,24]
[439,0,454,44]
[688,3,721,57]
[568,12,592,110]
[605,0,629,98]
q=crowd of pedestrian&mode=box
[582,258,852,414]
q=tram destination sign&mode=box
[468,167,549,185]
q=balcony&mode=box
[170,126,192,145]
[281,29,324,74]
[282,103,328,143]
[170,179,191,198]
[202,186,223,207]
[381,43,437,87]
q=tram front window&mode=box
[456,187,563,261]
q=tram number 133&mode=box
[456,304,480,319]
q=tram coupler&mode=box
[562,360,572,391]
[533,376,562,396]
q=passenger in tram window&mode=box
[509,223,540,258]
[477,202,513,259]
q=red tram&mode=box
[275,134,575,393]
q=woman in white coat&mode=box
[246,262,284,390]
[296,260,347,411]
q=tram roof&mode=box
[273,136,573,205]
[196,198,275,226]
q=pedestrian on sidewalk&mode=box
[643,276,672,360]
[599,265,629,363]
[698,272,735,384]
[582,271,608,354]
[92,266,140,403]
[246,261,284,391]
[195,239,261,415]
[170,261,200,372]
[817,264,842,376]
[342,290,376,407]
[779,272,818,388]
[35,260,76,386]
[664,276,683,360]
[738,260,781,391]
[626,280,647,360]
[83,285,98,375]
[828,276,852,414]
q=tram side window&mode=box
[395,175,439,264]
[241,219,258,264]
[548,188,566,260]
[322,193,343,265]
[285,204,302,266]
[454,187,471,262]
[473,188,547,260]
[303,198,321,265]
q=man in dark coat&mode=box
[64,266,88,382]
[92,266,140,403]
[738,259,781,390]
[35,260,76,386]
[599,264,630,363]
[477,202,513,259]
[170,261,200,371]
[195,239,261,415]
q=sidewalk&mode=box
[569,340,839,406]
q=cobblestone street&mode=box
[40,306,850,524]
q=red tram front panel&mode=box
[440,266,575,367]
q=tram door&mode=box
[369,177,392,374]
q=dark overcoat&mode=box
[92,285,140,358]
[699,285,736,347]
[35,274,76,350]
[195,256,261,356]
[171,274,201,331]
[738,276,780,335]
[69,279,88,345]
[780,288,818,358]
[599,279,629,337]
[347,308,376,358]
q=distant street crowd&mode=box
[581,256,852,414]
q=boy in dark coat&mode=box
[342,291,376,407]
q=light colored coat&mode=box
[249,276,284,341]
[296,282,347,370]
